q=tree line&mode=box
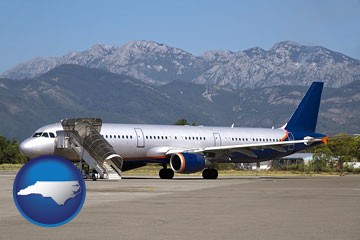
[0,136,27,164]
[310,134,360,172]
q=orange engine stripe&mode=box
[178,153,186,173]
[281,130,289,141]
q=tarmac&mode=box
[1,172,359,240]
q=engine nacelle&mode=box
[170,153,206,174]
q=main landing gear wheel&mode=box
[159,168,174,179]
[202,168,218,179]
[91,173,97,181]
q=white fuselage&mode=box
[20,122,288,162]
[102,124,287,159]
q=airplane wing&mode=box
[166,137,326,158]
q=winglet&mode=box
[322,136,329,145]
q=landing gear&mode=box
[91,169,98,181]
[91,173,97,181]
[202,168,218,179]
[159,168,174,179]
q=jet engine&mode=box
[170,153,206,174]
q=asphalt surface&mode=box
[1,172,359,240]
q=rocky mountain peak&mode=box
[1,41,359,89]
[271,41,302,50]
[89,44,117,55]
[201,50,236,63]
[122,40,168,52]
[270,41,356,65]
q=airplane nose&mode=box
[19,138,36,158]
[19,138,38,158]
[20,137,55,158]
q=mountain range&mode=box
[2,41,359,89]
[1,63,359,141]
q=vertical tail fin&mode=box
[284,82,324,133]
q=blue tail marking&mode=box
[285,82,324,133]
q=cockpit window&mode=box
[32,132,56,138]
[32,132,42,137]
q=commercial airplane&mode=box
[20,82,328,179]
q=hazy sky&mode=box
[1,0,359,73]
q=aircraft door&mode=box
[213,133,221,146]
[134,128,145,148]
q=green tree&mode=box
[327,134,358,170]
[311,134,360,172]
[355,136,360,161]
[175,119,197,126]
[0,136,27,164]
[312,143,334,172]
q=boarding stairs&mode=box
[54,118,123,180]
